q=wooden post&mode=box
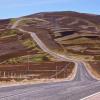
[7,72,8,77]
[27,52,30,74]
[11,72,13,78]
[4,71,6,78]
[20,73,21,78]
[56,66,57,79]
[14,73,16,78]
[64,70,66,79]
[0,71,1,77]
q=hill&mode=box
[0,11,100,81]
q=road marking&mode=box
[80,92,100,100]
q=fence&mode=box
[0,65,68,80]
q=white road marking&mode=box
[81,92,100,100]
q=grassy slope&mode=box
[1,11,100,80]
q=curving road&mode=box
[0,18,99,100]
[0,62,99,100]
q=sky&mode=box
[0,0,100,19]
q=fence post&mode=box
[64,70,66,79]
[0,71,1,77]
[4,71,6,78]
[56,66,57,79]
[7,72,8,77]
[14,73,16,78]
[11,72,13,78]
[20,73,22,78]
[27,52,30,71]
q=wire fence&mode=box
[0,65,69,80]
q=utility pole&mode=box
[19,73,21,78]
[7,72,8,78]
[56,66,58,79]
[27,51,30,79]
[11,72,13,78]
[4,71,6,78]
[27,52,30,72]
[64,69,66,79]
[0,71,1,77]
[14,73,16,78]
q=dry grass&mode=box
[87,62,100,78]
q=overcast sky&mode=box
[0,0,100,19]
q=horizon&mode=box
[0,0,100,19]
[1,10,100,20]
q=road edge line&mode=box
[80,92,100,100]
[67,62,77,81]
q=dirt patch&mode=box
[86,61,100,79]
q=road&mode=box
[0,62,99,100]
[0,18,99,100]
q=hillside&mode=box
[19,11,100,61]
[0,11,100,81]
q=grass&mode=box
[0,32,52,64]
[94,56,100,61]
[4,53,50,64]
[56,36,100,61]
[5,56,24,64]
[88,62,100,76]
[18,19,37,26]
[0,30,17,38]
[31,54,50,62]
[61,37,100,44]
[10,18,17,24]
[21,39,36,49]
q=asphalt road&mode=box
[0,62,100,100]
[2,18,99,100]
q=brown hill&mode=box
[0,11,100,80]
[20,11,100,61]
[0,11,100,62]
